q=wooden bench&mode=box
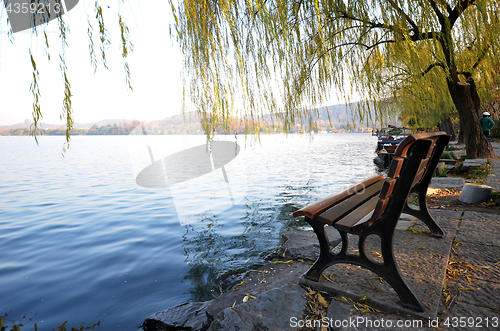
[293,132,450,312]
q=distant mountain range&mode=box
[1,102,387,132]
[0,118,134,130]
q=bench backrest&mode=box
[358,132,450,231]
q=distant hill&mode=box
[1,102,387,135]
[0,119,134,130]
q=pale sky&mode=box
[0,0,184,126]
[0,0,352,127]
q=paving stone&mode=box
[450,277,500,312]
[453,242,500,283]
[484,159,500,192]
[429,177,465,189]
[462,159,488,171]
[206,260,310,321]
[457,212,500,246]
[396,220,414,230]
[449,150,465,160]
[399,213,418,221]
[412,210,462,235]
[326,298,354,323]
[207,285,307,331]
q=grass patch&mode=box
[476,191,500,208]
[441,152,454,160]
[467,164,491,184]
[435,166,450,177]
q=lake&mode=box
[0,133,379,330]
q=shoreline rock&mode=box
[141,229,322,330]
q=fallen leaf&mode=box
[371,276,387,284]
[317,293,329,308]
[272,260,293,264]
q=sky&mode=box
[0,0,184,126]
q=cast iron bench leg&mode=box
[403,189,444,238]
[303,217,336,281]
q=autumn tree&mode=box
[169,0,499,158]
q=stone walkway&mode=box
[484,141,500,189]
[143,141,500,331]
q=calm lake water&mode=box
[0,133,378,330]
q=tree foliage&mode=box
[170,0,500,156]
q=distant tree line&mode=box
[0,120,141,136]
[0,115,374,137]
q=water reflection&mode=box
[180,182,314,302]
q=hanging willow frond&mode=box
[169,0,500,133]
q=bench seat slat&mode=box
[292,175,384,219]
[334,195,380,233]
[317,180,384,225]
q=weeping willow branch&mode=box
[25,1,133,151]
[29,51,42,145]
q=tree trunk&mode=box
[438,117,457,141]
[449,80,494,159]
[458,121,465,144]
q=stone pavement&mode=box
[143,141,500,331]
[484,141,500,190]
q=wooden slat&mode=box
[334,195,380,232]
[292,175,384,219]
[379,178,396,199]
[411,158,430,187]
[426,141,437,158]
[351,197,391,232]
[388,157,404,178]
[394,131,447,157]
[317,180,384,225]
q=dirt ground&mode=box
[426,187,500,215]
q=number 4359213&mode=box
[443,317,498,328]
[5,2,62,15]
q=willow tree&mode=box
[2,1,133,148]
[170,0,499,158]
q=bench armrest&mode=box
[293,175,384,219]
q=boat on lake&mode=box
[373,126,412,168]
